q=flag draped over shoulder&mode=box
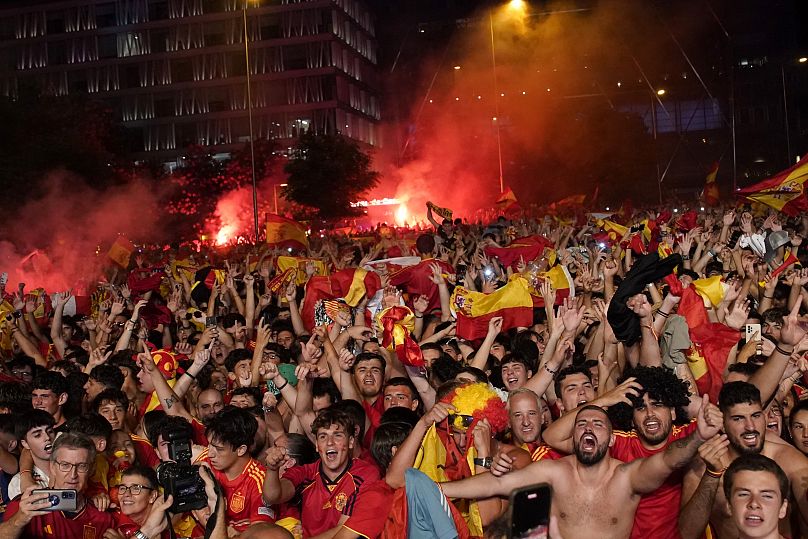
[737,154,808,216]
[484,235,552,270]
[703,162,720,206]
[450,276,533,340]
[266,214,309,250]
[108,236,135,268]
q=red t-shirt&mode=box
[190,418,208,447]
[113,511,171,539]
[4,498,115,539]
[610,421,698,539]
[361,396,385,449]
[283,457,381,537]
[342,479,395,539]
[198,451,275,532]
[131,435,160,469]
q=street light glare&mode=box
[800,57,808,63]
[509,0,526,10]
[657,89,666,96]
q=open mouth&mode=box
[363,377,376,385]
[324,449,338,462]
[580,433,597,451]
[644,420,660,434]
[577,398,588,406]
[507,377,519,385]
[741,432,759,446]
[43,442,53,453]
[766,421,779,431]
[743,513,763,527]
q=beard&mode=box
[728,431,764,456]
[574,438,609,466]
[636,421,672,446]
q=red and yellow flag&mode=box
[496,187,518,208]
[703,162,720,206]
[737,154,808,216]
[450,276,534,340]
[266,214,308,251]
[276,256,327,286]
[108,236,135,268]
[484,235,552,270]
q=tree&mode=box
[283,132,380,220]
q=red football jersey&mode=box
[342,479,395,539]
[4,498,115,539]
[283,457,381,537]
[199,453,274,532]
[530,444,564,462]
[610,421,698,539]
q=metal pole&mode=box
[489,10,504,194]
[273,184,278,215]
[781,63,791,163]
[730,59,737,193]
[243,2,259,241]
[651,95,661,204]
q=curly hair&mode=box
[607,366,691,431]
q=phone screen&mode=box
[509,483,551,539]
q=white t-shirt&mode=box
[7,465,48,500]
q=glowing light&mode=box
[700,207,705,211]
[216,225,237,245]
[546,88,551,92]
[522,91,526,95]
[477,95,482,99]
[800,57,808,63]
[395,204,409,226]
[657,89,666,96]
[617,81,622,87]
[454,65,461,70]
[350,198,401,208]
[508,0,526,10]
[500,93,505,97]
[455,97,460,101]
[673,208,679,213]
[429,99,433,103]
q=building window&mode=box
[98,34,117,59]
[96,3,116,28]
[149,1,169,20]
[46,11,65,34]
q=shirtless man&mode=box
[441,396,722,539]
[681,381,808,538]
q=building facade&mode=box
[0,0,380,164]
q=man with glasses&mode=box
[1,432,115,538]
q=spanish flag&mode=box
[529,264,575,307]
[376,306,424,367]
[265,213,309,251]
[302,268,381,331]
[704,162,720,206]
[737,154,808,216]
[450,276,534,340]
[484,235,552,270]
[276,256,328,286]
[108,236,135,268]
[496,187,518,209]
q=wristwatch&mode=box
[473,457,493,469]
[133,530,149,539]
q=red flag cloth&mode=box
[379,306,424,367]
[484,235,552,270]
[737,154,808,216]
[265,213,308,251]
[675,210,699,232]
[389,259,454,313]
[302,269,381,331]
[127,268,165,295]
[677,286,740,402]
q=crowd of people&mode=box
[0,200,806,539]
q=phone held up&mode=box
[33,489,78,512]
[509,483,552,539]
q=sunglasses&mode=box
[447,414,475,432]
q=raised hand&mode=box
[337,348,355,372]
[696,394,723,441]
[558,297,584,333]
[413,294,429,316]
[421,401,456,427]
[780,300,807,347]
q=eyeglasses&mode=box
[447,414,475,432]
[54,460,91,474]
[117,484,154,495]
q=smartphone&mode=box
[33,489,78,512]
[745,323,762,343]
[509,483,551,539]
[205,316,217,328]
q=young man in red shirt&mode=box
[1,432,116,539]
[195,406,274,534]
[263,407,381,538]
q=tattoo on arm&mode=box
[164,396,175,410]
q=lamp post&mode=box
[243,0,259,241]
[274,183,288,214]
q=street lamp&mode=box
[243,0,259,241]
[274,183,288,214]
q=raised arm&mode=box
[49,290,71,358]
[262,446,296,505]
[440,459,554,501]
[678,434,730,539]
[750,299,806,405]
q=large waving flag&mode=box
[276,256,328,286]
[389,258,454,313]
[737,154,808,216]
[484,235,552,270]
[302,268,381,331]
[450,276,534,340]
[108,236,135,268]
[265,214,309,251]
[703,162,720,206]
[496,187,518,209]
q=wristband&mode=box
[184,371,196,380]
[19,469,31,475]
[414,314,423,319]
[543,364,557,375]
[705,468,725,478]
[775,345,793,356]
[133,530,149,539]
[681,255,690,260]
[657,310,669,319]
[276,379,288,391]
[473,457,492,469]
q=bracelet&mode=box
[657,310,670,319]
[133,530,149,539]
[681,255,690,260]
[775,345,794,356]
[19,469,31,475]
[763,295,773,300]
[544,364,557,375]
[414,314,423,319]
[276,379,288,391]
[184,371,196,380]
[705,468,725,478]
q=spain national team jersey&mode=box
[4,498,115,538]
[197,450,275,532]
[610,420,698,539]
[530,444,564,462]
[283,457,381,537]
